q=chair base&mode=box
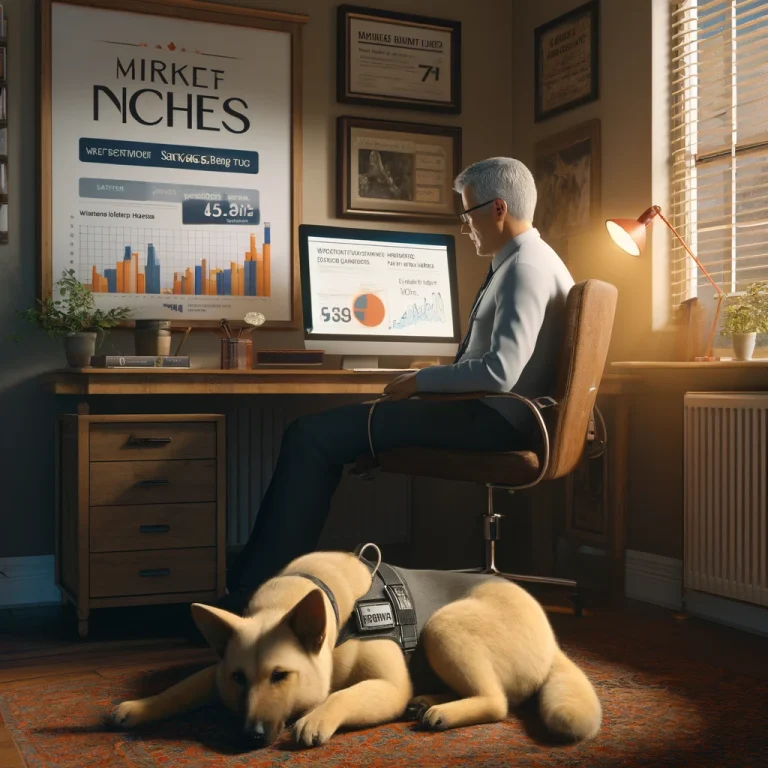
[451,486,583,616]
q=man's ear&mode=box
[494,198,508,219]
[190,603,243,658]
[287,589,327,654]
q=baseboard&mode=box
[624,549,683,610]
[625,550,768,637]
[0,556,61,607]
[685,589,768,638]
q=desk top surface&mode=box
[48,367,632,396]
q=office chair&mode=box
[351,279,618,615]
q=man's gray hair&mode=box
[453,157,537,221]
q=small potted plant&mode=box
[17,269,132,367]
[721,280,768,361]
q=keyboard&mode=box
[351,368,417,373]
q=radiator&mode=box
[225,403,411,549]
[684,392,768,607]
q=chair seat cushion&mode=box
[376,447,541,487]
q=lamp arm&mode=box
[655,209,724,298]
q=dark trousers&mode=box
[227,398,529,593]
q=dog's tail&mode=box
[537,647,601,741]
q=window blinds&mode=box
[670,0,768,304]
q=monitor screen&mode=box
[299,224,460,345]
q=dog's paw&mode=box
[405,695,434,721]
[292,710,337,748]
[419,704,449,732]
[110,700,148,729]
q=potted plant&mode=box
[721,280,768,361]
[17,269,132,367]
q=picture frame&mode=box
[337,115,462,223]
[337,4,461,114]
[534,0,599,123]
[533,118,601,245]
[40,0,306,329]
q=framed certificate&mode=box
[337,116,461,222]
[337,5,461,114]
[534,0,599,122]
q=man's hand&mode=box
[383,371,419,401]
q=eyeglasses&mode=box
[458,199,495,224]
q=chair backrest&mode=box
[543,279,618,481]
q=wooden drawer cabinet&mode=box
[56,414,226,637]
[89,459,217,506]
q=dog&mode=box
[111,548,601,748]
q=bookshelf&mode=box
[0,6,7,245]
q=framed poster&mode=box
[337,116,462,223]
[534,0,599,123]
[337,5,461,114]
[533,119,601,244]
[40,0,306,328]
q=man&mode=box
[224,157,574,607]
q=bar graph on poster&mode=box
[77,223,272,298]
[47,1,297,323]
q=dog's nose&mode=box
[243,721,268,749]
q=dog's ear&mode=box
[287,589,327,654]
[190,603,243,658]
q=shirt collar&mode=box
[491,227,541,272]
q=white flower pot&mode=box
[732,332,757,361]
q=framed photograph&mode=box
[337,116,462,223]
[533,119,601,244]
[534,0,599,123]
[337,4,461,114]
[40,0,306,328]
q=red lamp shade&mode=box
[605,206,660,257]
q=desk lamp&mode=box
[605,205,725,361]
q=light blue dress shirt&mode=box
[415,228,575,434]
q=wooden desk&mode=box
[47,368,401,397]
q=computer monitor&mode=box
[299,224,460,370]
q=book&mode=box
[89,355,190,368]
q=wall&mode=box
[0,0,515,558]
[509,0,701,561]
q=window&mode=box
[670,0,768,305]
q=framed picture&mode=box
[533,119,601,244]
[337,5,461,114]
[40,0,306,328]
[534,0,599,123]
[337,116,462,223]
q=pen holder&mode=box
[221,338,253,369]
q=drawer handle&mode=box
[136,479,170,487]
[129,436,173,445]
[139,568,171,578]
[139,524,170,534]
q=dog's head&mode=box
[191,589,332,748]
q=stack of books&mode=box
[89,355,190,369]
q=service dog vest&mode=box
[324,559,498,656]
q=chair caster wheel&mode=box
[569,593,583,617]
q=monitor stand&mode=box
[341,355,378,370]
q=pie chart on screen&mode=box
[353,293,386,327]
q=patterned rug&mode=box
[2,614,767,768]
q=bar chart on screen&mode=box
[77,224,272,298]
